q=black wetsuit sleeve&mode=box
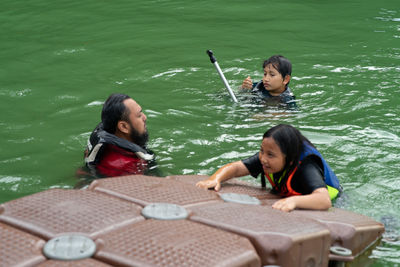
[291,156,327,195]
[241,153,263,178]
[252,81,261,89]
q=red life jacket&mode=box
[265,166,301,197]
[96,144,148,177]
[85,123,154,177]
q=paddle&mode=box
[206,50,238,103]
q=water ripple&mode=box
[152,68,185,78]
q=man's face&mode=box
[123,98,148,147]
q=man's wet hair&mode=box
[263,55,292,87]
[101,93,131,133]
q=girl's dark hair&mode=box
[101,93,131,133]
[263,124,314,190]
[263,55,292,88]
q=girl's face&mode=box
[259,137,286,174]
[262,64,290,96]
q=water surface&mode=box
[0,0,399,265]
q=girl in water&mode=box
[196,124,341,212]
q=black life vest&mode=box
[85,123,154,169]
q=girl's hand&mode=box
[196,178,222,191]
[196,161,250,192]
[241,76,253,89]
[271,188,332,212]
[272,197,297,212]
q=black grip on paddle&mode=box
[206,50,216,63]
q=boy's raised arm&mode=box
[241,76,253,89]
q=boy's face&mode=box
[262,64,290,96]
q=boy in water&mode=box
[242,55,296,109]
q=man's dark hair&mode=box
[101,93,131,133]
[263,55,292,88]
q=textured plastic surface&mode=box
[0,222,46,267]
[43,235,96,260]
[189,202,331,267]
[262,199,385,261]
[37,259,112,266]
[167,175,280,199]
[289,206,385,261]
[219,193,261,205]
[0,175,385,266]
[218,180,280,199]
[166,174,209,184]
[0,189,144,239]
[141,203,189,220]
[89,175,220,207]
[95,219,261,267]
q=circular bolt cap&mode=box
[142,203,189,220]
[43,235,96,260]
[330,246,352,256]
[219,193,261,205]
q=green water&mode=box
[1,0,399,265]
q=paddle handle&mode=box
[206,50,238,103]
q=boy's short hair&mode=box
[263,55,292,87]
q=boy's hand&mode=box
[241,76,253,89]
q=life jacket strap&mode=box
[85,143,103,164]
[261,173,266,188]
[327,185,339,200]
[85,123,154,166]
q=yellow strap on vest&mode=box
[327,185,339,200]
[270,170,287,185]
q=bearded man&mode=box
[84,93,154,177]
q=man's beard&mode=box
[129,123,149,148]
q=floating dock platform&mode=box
[0,175,384,267]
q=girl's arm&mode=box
[196,161,250,191]
[272,187,331,212]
